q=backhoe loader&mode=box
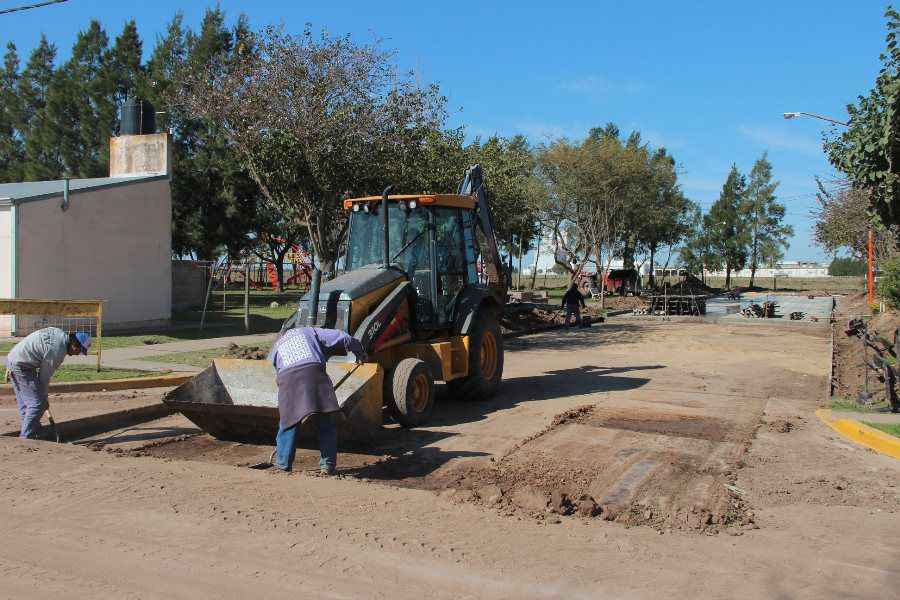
[165,165,510,443]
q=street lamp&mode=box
[783,109,873,304]
[782,111,850,126]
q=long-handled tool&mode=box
[45,407,61,443]
[248,362,364,470]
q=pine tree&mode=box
[19,35,60,181]
[0,42,23,182]
[708,165,750,289]
[743,152,793,286]
[109,20,145,112]
[46,20,117,178]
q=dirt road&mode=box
[0,320,897,598]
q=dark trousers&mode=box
[564,303,581,328]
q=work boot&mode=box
[320,464,337,477]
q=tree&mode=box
[824,6,900,227]
[45,20,119,178]
[470,135,541,278]
[814,177,899,264]
[636,147,693,288]
[743,152,793,286]
[109,20,145,108]
[19,35,59,181]
[171,24,448,272]
[708,165,750,288]
[0,42,22,182]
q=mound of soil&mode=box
[226,342,268,360]
[442,404,753,534]
[499,304,602,334]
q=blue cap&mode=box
[75,332,92,355]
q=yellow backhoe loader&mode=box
[165,165,510,443]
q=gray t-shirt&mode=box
[7,327,69,386]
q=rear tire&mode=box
[387,358,435,427]
[447,309,504,401]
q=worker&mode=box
[269,327,367,475]
[561,282,587,329]
[5,327,92,439]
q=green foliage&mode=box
[824,6,900,227]
[828,257,868,276]
[708,164,750,286]
[744,152,792,284]
[878,256,900,308]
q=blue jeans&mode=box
[274,412,337,472]
[8,363,47,440]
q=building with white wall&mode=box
[0,133,173,334]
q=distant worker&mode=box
[269,327,367,476]
[561,282,587,329]
[5,327,92,439]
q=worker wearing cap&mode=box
[269,327,367,475]
[5,327,92,439]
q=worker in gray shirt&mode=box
[5,327,92,439]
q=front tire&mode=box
[387,358,435,427]
[447,309,504,401]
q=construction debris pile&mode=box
[226,342,269,360]
[789,311,805,321]
[634,294,706,316]
[742,301,776,318]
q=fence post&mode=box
[244,265,251,333]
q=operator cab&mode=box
[343,195,480,330]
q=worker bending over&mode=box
[6,327,92,439]
[269,327,367,475]
[562,282,587,329]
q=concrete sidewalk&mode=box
[1,332,277,374]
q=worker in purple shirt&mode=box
[269,327,367,475]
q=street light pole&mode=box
[782,111,850,126]
[783,109,873,303]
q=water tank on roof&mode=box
[120,99,156,136]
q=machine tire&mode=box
[447,309,504,401]
[387,358,435,427]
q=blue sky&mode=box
[0,0,890,261]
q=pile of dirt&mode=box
[226,342,268,360]
[499,304,602,334]
[441,404,753,534]
[594,295,645,310]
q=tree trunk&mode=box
[648,243,656,289]
[725,262,732,289]
[530,237,541,290]
[749,221,758,288]
[274,259,285,292]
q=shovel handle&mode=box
[333,362,362,391]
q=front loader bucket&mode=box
[164,359,384,446]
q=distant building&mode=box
[706,261,829,279]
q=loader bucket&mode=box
[163,359,384,446]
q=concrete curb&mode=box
[0,374,193,397]
[815,408,900,459]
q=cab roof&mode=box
[343,194,475,210]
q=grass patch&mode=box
[137,345,264,369]
[829,396,890,413]
[862,422,900,438]
[50,365,158,382]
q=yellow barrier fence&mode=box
[0,299,103,370]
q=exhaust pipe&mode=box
[307,269,322,327]
[382,185,392,269]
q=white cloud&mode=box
[736,125,823,156]
[560,75,647,99]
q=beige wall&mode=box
[16,178,172,328]
[0,206,12,298]
[109,133,171,177]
